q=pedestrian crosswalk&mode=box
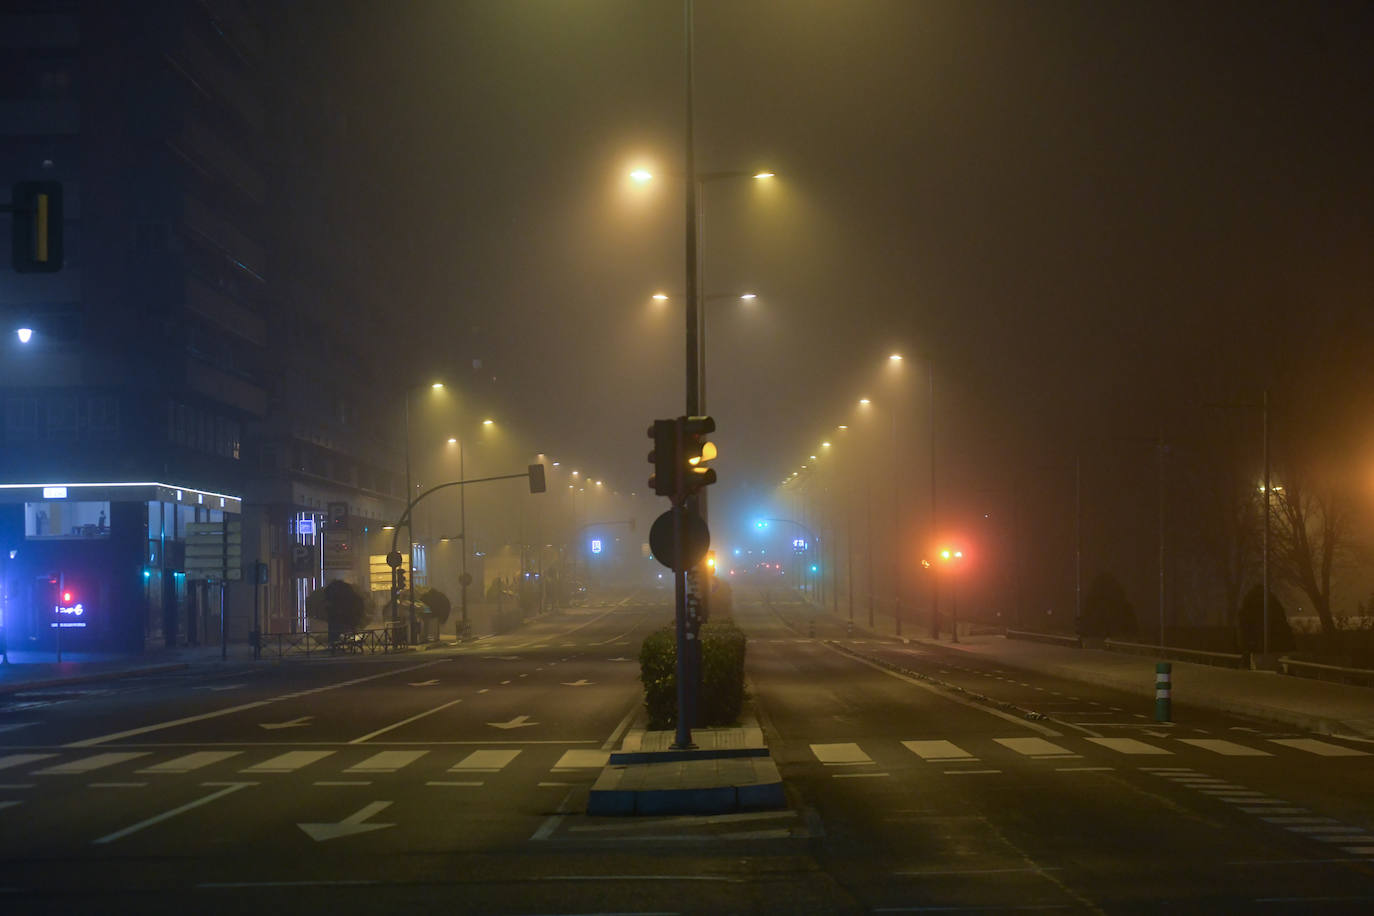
[0,746,611,785]
[807,734,1370,768]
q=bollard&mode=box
[1154,662,1172,722]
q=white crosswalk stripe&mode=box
[345,750,428,774]
[1085,737,1171,755]
[902,740,975,761]
[810,743,873,766]
[138,751,241,774]
[32,752,148,775]
[0,753,56,771]
[551,749,610,770]
[994,737,1077,758]
[450,749,522,772]
[240,750,335,774]
[1268,738,1369,757]
[1178,739,1271,756]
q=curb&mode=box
[0,662,190,695]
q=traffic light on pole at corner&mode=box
[395,567,407,592]
[682,415,717,492]
[647,418,679,497]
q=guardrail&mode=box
[1277,657,1374,688]
[1104,639,1246,669]
[257,625,409,659]
[1005,629,1082,648]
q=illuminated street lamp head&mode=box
[821,441,831,448]
[753,170,775,179]
[859,398,871,406]
[889,353,903,363]
[16,328,33,344]
[739,293,757,300]
[809,455,817,461]
[482,418,494,426]
[447,437,457,444]
[838,425,848,430]
[652,292,669,301]
[630,169,653,183]
[431,382,444,389]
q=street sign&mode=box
[184,519,243,580]
[321,528,353,570]
[648,509,710,572]
[386,550,403,568]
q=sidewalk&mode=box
[801,600,1374,739]
[0,643,257,695]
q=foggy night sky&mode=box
[290,1,1374,563]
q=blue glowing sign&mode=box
[792,538,807,551]
[52,602,88,628]
[590,538,603,554]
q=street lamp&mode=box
[402,381,446,639]
[16,328,33,344]
[939,548,964,643]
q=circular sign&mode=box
[386,550,403,569]
[458,572,474,587]
[648,509,710,572]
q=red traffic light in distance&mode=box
[62,590,74,603]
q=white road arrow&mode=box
[487,715,538,730]
[561,679,594,687]
[260,716,314,731]
[409,679,439,687]
[298,801,394,842]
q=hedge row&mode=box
[639,621,747,730]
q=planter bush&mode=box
[639,621,747,729]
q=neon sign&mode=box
[590,539,603,555]
[52,601,87,628]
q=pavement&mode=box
[812,602,1374,739]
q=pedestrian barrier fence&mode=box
[1104,639,1246,669]
[1004,629,1082,648]
[257,624,409,659]
[1277,656,1374,688]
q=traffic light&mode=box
[682,415,717,492]
[395,568,407,592]
[10,181,63,273]
[647,418,679,497]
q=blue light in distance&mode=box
[590,538,603,554]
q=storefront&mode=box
[0,481,242,653]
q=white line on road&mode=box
[349,699,463,744]
[67,659,450,748]
[93,782,251,844]
[0,801,22,811]
[427,780,483,787]
[87,782,147,788]
[530,788,575,841]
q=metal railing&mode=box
[1104,639,1246,669]
[1277,656,1374,688]
[1005,629,1082,648]
[257,624,409,659]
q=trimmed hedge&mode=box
[639,621,747,729]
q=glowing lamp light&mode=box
[753,171,775,179]
[652,293,669,301]
[630,169,653,183]
[17,328,33,344]
[482,418,494,426]
[740,293,757,300]
[431,382,444,389]
[62,591,73,603]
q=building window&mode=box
[26,500,110,539]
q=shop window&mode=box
[25,501,111,539]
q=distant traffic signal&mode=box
[395,568,407,592]
[647,419,679,497]
[10,181,63,273]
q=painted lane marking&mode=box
[315,781,371,786]
[945,769,1001,775]
[67,659,448,748]
[93,782,251,844]
[451,749,521,772]
[87,782,147,788]
[1057,766,1114,772]
[561,679,594,687]
[1262,816,1331,824]
[0,753,56,771]
[1085,737,1171,755]
[344,750,428,773]
[488,715,539,730]
[477,688,490,694]
[1269,738,1369,757]
[1341,847,1374,855]
[138,751,241,774]
[0,784,34,790]
[901,740,974,761]
[427,781,483,787]
[1178,739,1271,757]
[500,680,512,685]
[33,752,148,775]
[551,749,610,769]
[538,781,571,787]
[810,743,873,766]
[1286,825,1367,834]
[349,699,463,744]
[240,751,334,774]
[1246,808,1309,815]
[298,800,394,842]
[994,737,1076,758]
[409,680,439,687]
[834,772,888,778]
[0,800,20,811]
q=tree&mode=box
[1079,572,1138,638]
[418,587,451,626]
[305,580,370,633]
[1272,467,1354,651]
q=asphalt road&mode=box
[1,586,1371,914]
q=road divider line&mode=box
[93,782,251,844]
[348,699,463,744]
[67,659,450,748]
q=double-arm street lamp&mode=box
[402,382,447,627]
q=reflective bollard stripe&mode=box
[1154,662,1172,722]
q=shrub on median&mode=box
[639,621,747,729]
